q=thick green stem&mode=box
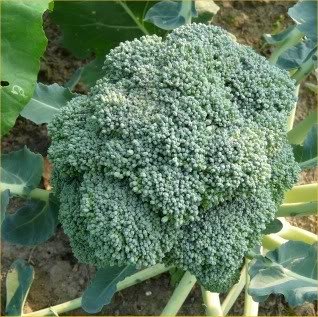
[201,287,223,316]
[283,183,318,204]
[286,85,300,131]
[221,266,246,316]
[262,234,286,250]
[277,221,318,244]
[24,298,82,317]
[292,56,317,84]
[24,264,171,316]
[287,111,318,145]
[160,271,196,316]
[243,259,259,316]
[268,28,303,64]
[28,188,50,201]
[0,183,50,202]
[277,201,318,217]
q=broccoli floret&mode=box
[49,23,299,292]
[167,187,276,292]
[56,170,177,267]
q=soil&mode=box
[1,1,317,316]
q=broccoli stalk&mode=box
[243,258,259,316]
[201,288,223,317]
[221,265,247,315]
[2,184,49,201]
[161,271,197,316]
[283,183,318,203]
[277,201,318,217]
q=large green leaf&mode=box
[0,147,43,195]
[20,83,76,124]
[6,259,34,316]
[293,124,318,170]
[288,0,317,40]
[277,39,317,70]
[248,241,318,307]
[1,0,51,136]
[2,194,59,246]
[80,57,105,88]
[82,265,137,313]
[144,0,197,30]
[51,1,162,59]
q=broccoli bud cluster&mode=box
[49,23,299,292]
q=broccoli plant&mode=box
[1,1,317,316]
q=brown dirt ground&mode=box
[1,1,317,316]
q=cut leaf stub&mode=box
[248,240,318,307]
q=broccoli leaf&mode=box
[51,1,162,59]
[20,83,76,124]
[82,265,137,313]
[277,39,317,70]
[81,57,106,88]
[288,0,317,40]
[1,189,10,225]
[264,26,296,45]
[2,195,59,246]
[248,241,318,307]
[293,124,318,170]
[1,147,43,195]
[144,0,197,30]
[1,0,51,136]
[5,259,34,316]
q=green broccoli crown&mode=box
[49,23,299,292]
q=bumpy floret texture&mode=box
[49,23,300,292]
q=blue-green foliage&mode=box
[274,0,317,71]
[144,0,197,30]
[48,24,299,292]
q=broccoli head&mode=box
[48,23,300,292]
